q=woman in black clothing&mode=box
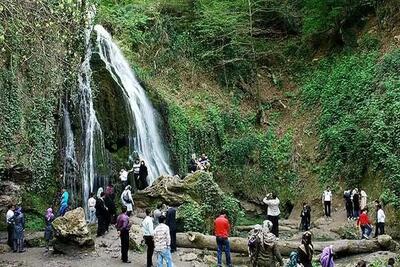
[297,231,314,267]
[139,161,149,190]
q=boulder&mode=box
[181,252,198,261]
[133,174,193,208]
[52,207,94,254]
[128,224,143,251]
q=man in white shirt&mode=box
[263,193,280,238]
[6,204,15,248]
[87,192,97,224]
[375,204,385,237]
[119,168,132,189]
[322,186,333,218]
[360,189,368,210]
[141,208,154,267]
[154,215,173,267]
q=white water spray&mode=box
[94,25,173,184]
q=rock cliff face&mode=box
[52,208,94,255]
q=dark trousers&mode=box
[324,201,331,217]
[144,235,154,267]
[170,230,177,252]
[97,216,106,236]
[7,224,13,248]
[120,229,129,262]
[375,222,385,237]
[267,215,279,237]
[345,201,353,218]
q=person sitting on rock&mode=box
[199,153,211,171]
[116,206,131,263]
[297,231,313,267]
[357,208,372,239]
[10,207,25,253]
[248,220,283,267]
[189,153,199,173]
[44,207,55,251]
[121,185,134,217]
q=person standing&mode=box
[360,189,367,210]
[10,207,25,253]
[119,168,132,189]
[322,186,332,219]
[300,202,311,231]
[59,188,69,216]
[320,245,335,267]
[44,208,55,250]
[248,220,283,267]
[116,206,131,263]
[141,208,155,267]
[297,231,314,267]
[154,215,173,267]
[105,192,116,227]
[352,188,361,219]
[344,190,353,220]
[139,160,149,190]
[133,159,141,186]
[357,208,372,239]
[95,192,109,237]
[6,205,15,248]
[165,206,177,253]
[375,204,385,237]
[189,153,198,173]
[214,210,232,267]
[88,192,97,224]
[153,203,162,228]
[105,181,115,200]
[263,193,280,237]
[121,185,134,217]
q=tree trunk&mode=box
[176,232,396,257]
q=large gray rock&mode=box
[52,207,94,254]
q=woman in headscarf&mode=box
[97,187,104,198]
[44,208,55,250]
[248,220,283,267]
[297,231,313,267]
[10,207,25,253]
[121,185,134,216]
[320,245,334,267]
[139,160,149,190]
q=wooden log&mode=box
[176,232,395,257]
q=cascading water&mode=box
[94,25,173,185]
[79,16,108,210]
[62,107,78,206]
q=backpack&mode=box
[286,251,301,267]
[123,191,131,203]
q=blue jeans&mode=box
[216,237,232,267]
[361,225,372,238]
[156,247,173,267]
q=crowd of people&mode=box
[119,158,149,191]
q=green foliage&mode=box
[177,202,204,232]
[302,49,400,206]
[0,0,83,192]
[25,213,45,231]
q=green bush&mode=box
[177,202,204,232]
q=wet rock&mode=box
[52,207,94,255]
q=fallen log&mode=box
[176,232,397,257]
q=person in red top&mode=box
[214,210,232,267]
[357,208,372,239]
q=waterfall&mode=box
[94,25,173,185]
[62,107,78,206]
[79,15,108,210]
